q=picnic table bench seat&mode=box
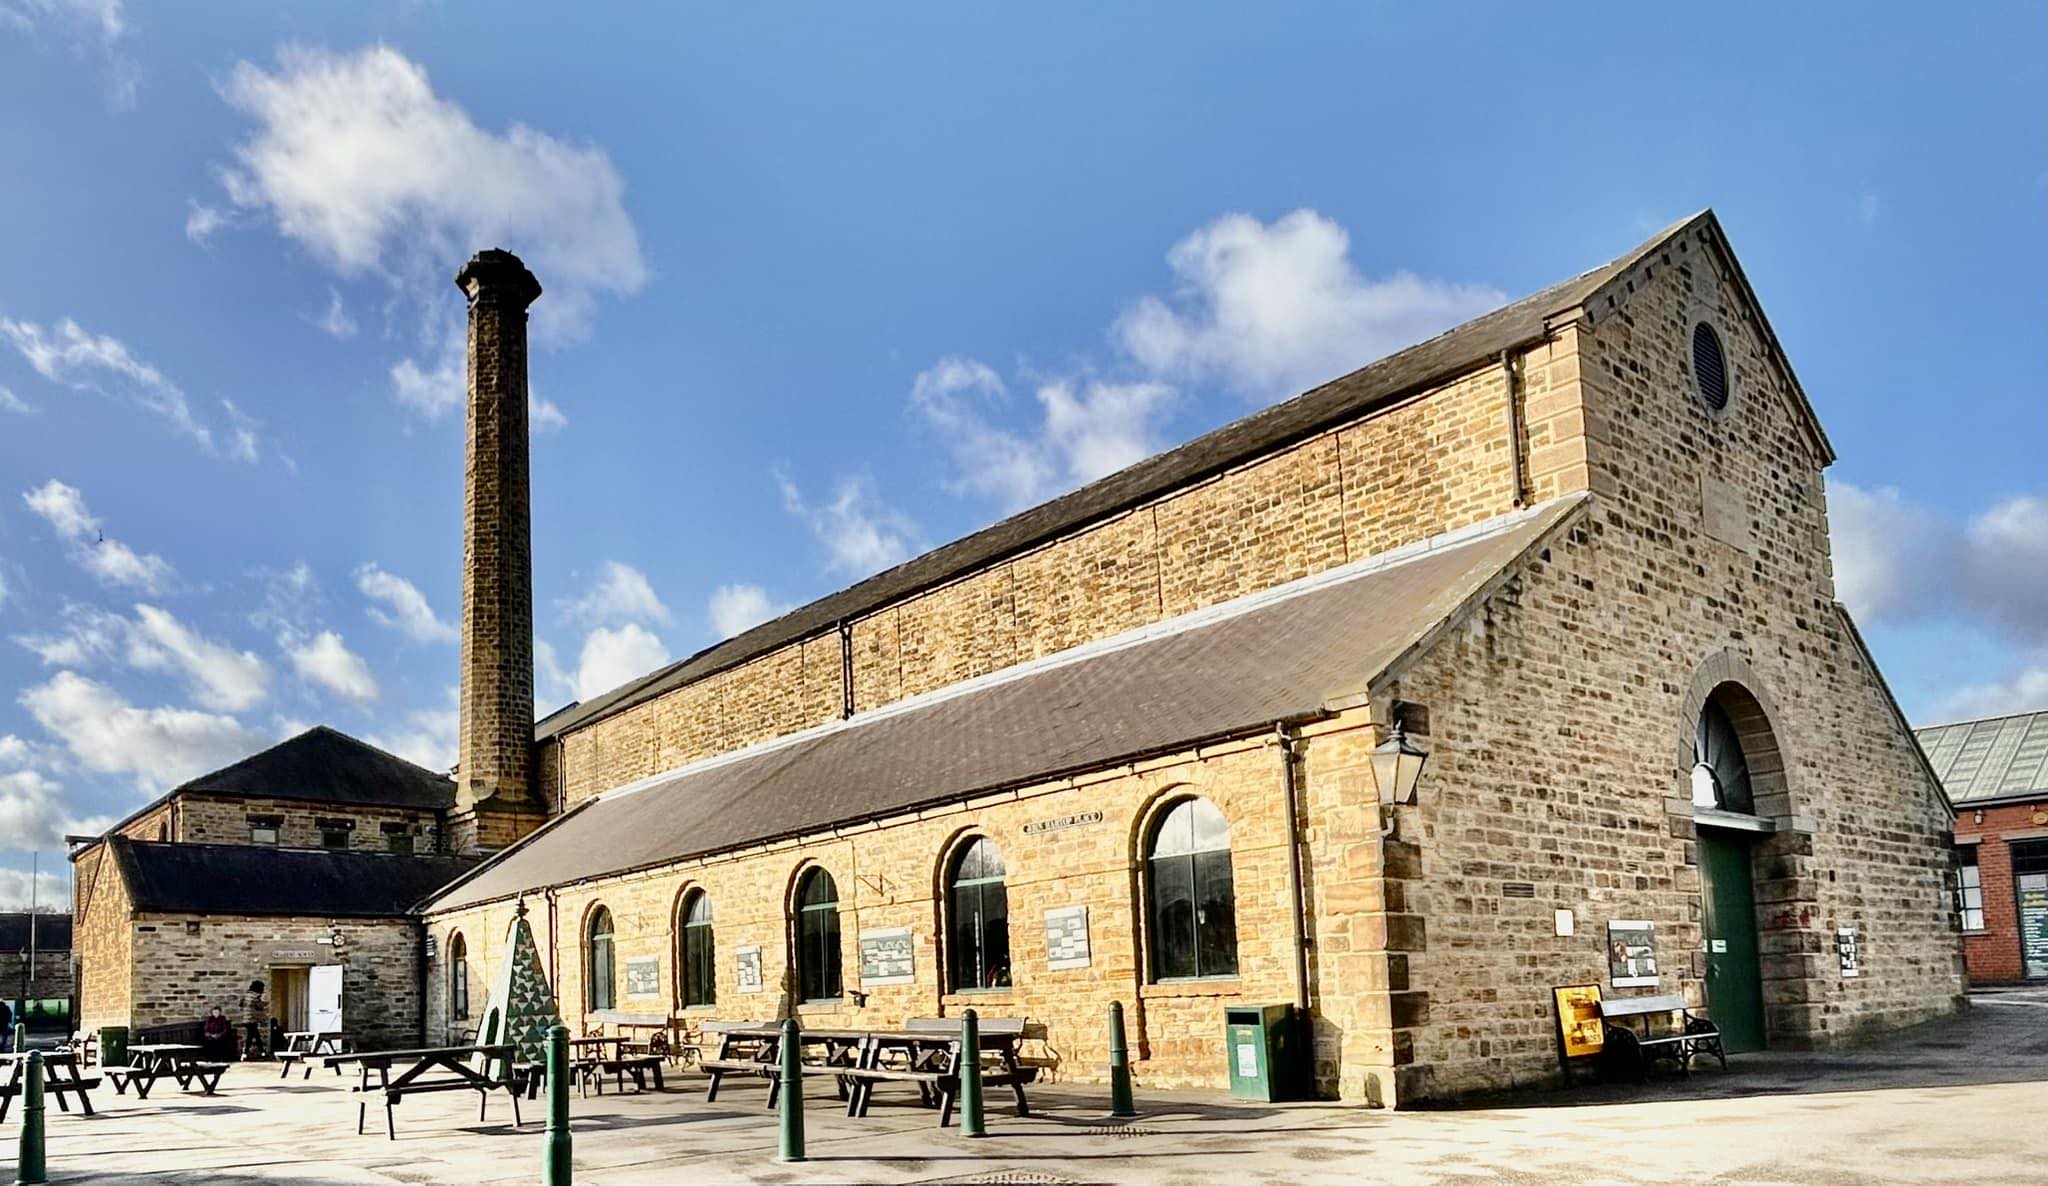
[331,1044,525,1140]
[1598,994,1725,1078]
[0,1072,104,1121]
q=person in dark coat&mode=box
[200,1007,234,1061]
[241,979,269,1059]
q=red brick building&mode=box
[1917,710,2048,984]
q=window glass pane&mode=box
[1194,849,1239,977]
[818,907,842,999]
[685,892,713,926]
[592,938,614,1010]
[800,870,838,908]
[949,884,979,989]
[1149,854,1197,980]
[1187,799,1231,853]
[1151,802,1196,858]
[982,881,1011,988]
[683,920,715,1007]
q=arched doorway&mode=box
[1689,682,1779,1053]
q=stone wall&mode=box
[125,914,420,1049]
[71,843,134,1035]
[1,952,72,1004]
[1371,226,1963,1101]
[430,720,1384,1093]
[1954,799,2048,984]
[551,350,1598,805]
[172,795,443,854]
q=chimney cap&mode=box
[455,248,542,307]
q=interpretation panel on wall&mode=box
[859,927,916,986]
[1607,920,1659,988]
[735,946,764,994]
[1044,905,1092,970]
[625,956,660,999]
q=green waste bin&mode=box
[98,1025,128,1070]
[1224,1004,1296,1101]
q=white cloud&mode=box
[0,867,72,912]
[0,384,35,414]
[1935,665,2048,724]
[534,636,573,710]
[124,604,270,712]
[530,393,568,433]
[912,357,1175,513]
[183,199,227,244]
[310,288,357,339]
[386,341,569,433]
[559,561,671,627]
[777,472,919,577]
[708,584,790,640]
[2,0,133,109]
[0,767,104,852]
[355,563,457,644]
[0,317,239,453]
[22,479,176,592]
[572,623,668,701]
[1115,209,1504,399]
[1831,483,2048,647]
[16,602,270,713]
[368,687,458,773]
[283,629,377,705]
[216,44,646,417]
[21,671,267,792]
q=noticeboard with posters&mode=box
[1607,920,1658,988]
[1553,984,1606,1061]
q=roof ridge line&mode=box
[592,497,1577,807]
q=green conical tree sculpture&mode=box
[478,899,564,1066]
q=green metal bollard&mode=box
[777,1018,805,1163]
[957,1009,987,1137]
[543,1024,571,1186]
[17,1049,48,1184]
[1107,1001,1136,1118]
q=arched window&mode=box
[1693,697,1757,814]
[449,932,470,1020]
[794,869,842,1002]
[946,837,1011,991]
[587,906,616,1012]
[679,890,715,1008]
[1145,797,1238,980]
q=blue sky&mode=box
[1,3,2043,906]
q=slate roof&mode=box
[1915,710,2048,805]
[110,839,480,918]
[537,210,1829,746]
[170,726,454,811]
[431,496,1585,912]
[0,913,70,952]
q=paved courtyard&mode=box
[7,989,2046,1185]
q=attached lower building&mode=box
[1918,709,2048,985]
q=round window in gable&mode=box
[1690,321,1730,413]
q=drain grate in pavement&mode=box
[1082,1123,1161,1138]
[914,1173,1090,1185]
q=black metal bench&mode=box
[1599,994,1724,1079]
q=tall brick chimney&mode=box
[450,249,547,854]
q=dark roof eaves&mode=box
[534,226,1684,745]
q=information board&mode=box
[735,946,764,994]
[1552,984,1605,1060]
[625,956,661,999]
[1607,920,1659,988]
[859,927,916,986]
[1043,905,1091,970]
[2019,875,2048,981]
[1835,927,1861,979]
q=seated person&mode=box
[201,1007,235,1061]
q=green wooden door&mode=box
[1698,830,1767,1053]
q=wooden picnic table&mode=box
[0,1050,102,1122]
[327,1044,524,1140]
[112,1043,227,1097]
[700,1023,867,1106]
[276,1031,354,1080]
[842,1026,1037,1127]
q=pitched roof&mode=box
[110,838,480,918]
[170,726,455,811]
[432,496,1585,912]
[0,913,70,952]
[538,210,1827,746]
[1915,709,2048,805]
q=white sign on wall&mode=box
[859,927,916,986]
[1044,906,1092,971]
[735,946,764,994]
[625,956,661,999]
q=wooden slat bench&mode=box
[1598,994,1724,1079]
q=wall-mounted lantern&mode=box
[1371,723,1429,807]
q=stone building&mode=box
[69,726,478,1042]
[3,912,72,1023]
[1918,709,2048,984]
[412,211,1964,1105]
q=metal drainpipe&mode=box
[1501,348,1527,509]
[1275,723,1312,1020]
[415,923,430,1046]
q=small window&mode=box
[1691,321,1730,412]
[316,818,354,850]
[679,891,715,1008]
[248,816,281,846]
[794,868,842,1002]
[588,906,616,1012]
[450,932,470,1019]
[1145,797,1239,981]
[382,822,415,855]
[946,837,1011,991]
[1956,848,1984,932]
